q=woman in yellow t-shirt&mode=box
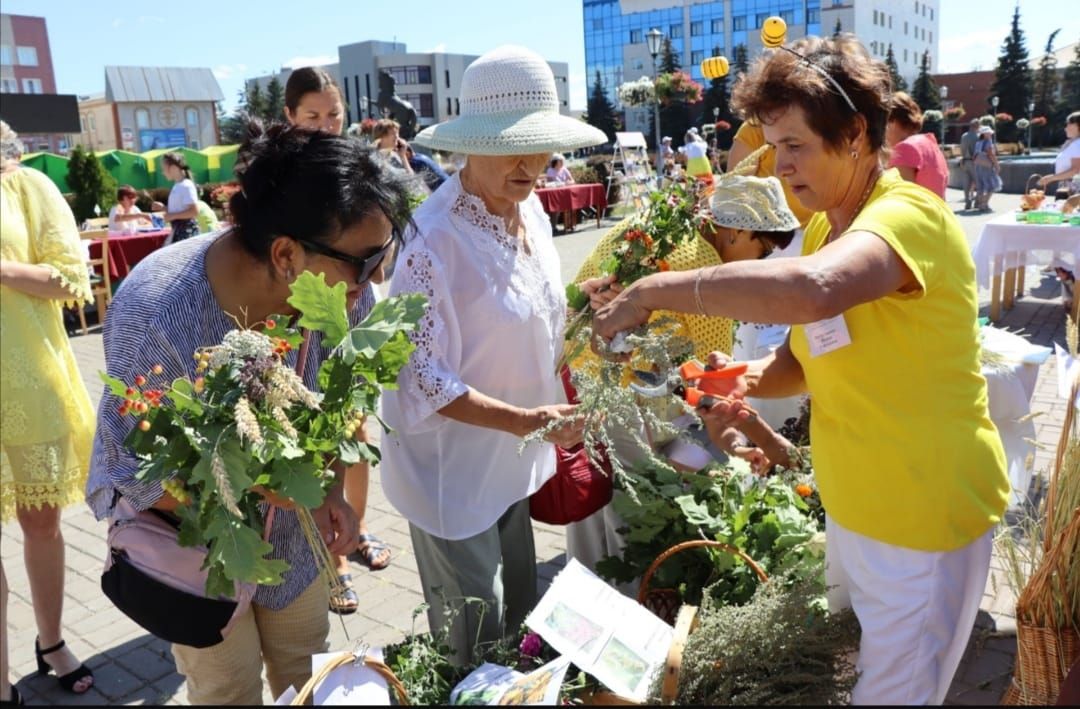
[0,121,96,698]
[565,171,799,593]
[592,36,1009,705]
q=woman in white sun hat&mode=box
[380,45,606,664]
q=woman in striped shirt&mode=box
[86,123,415,705]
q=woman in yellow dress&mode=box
[0,121,96,698]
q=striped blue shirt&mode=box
[86,232,374,610]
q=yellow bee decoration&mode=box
[761,16,787,48]
[701,55,729,79]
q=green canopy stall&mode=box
[201,144,239,183]
[140,147,208,188]
[20,152,70,192]
[95,150,152,190]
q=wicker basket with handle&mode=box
[1020,174,1046,211]
[290,651,409,705]
[582,539,769,705]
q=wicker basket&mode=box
[1002,622,1080,705]
[637,539,770,626]
[584,540,768,705]
[1020,174,1046,211]
[290,652,409,705]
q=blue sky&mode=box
[4,1,1074,112]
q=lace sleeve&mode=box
[394,247,469,430]
[22,170,92,306]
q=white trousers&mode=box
[825,515,992,705]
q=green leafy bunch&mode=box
[565,180,709,312]
[597,460,825,608]
[101,272,426,597]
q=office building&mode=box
[0,13,79,154]
[583,0,940,133]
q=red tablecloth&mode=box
[534,183,607,214]
[90,230,170,280]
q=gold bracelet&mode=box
[694,268,708,316]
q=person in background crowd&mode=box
[372,119,415,174]
[1039,111,1080,196]
[161,152,199,244]
[283,66,396,615]
[108,184,152,234]
[545,154,575,185]
[283,66,345,136]
[0,120,95,699]
[195,199,220,234]
[381,45,604,665]
[960,118,981,210]
[973,125,1000,212]
[405,142,450,192]
[87,123,413,704]
[885,91,949,199]
[679,131,713,186]
[593,35,1009,705]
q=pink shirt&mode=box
[887,132,949,198]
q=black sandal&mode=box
[35,638,93,694]
[329,574,359,616]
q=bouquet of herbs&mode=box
[101,272,426,598]
[559,179,711,371]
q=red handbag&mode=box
[529,367,614,525]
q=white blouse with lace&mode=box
[381,173,566,540]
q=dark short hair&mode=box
[117,184,137,200]
[732,35,892,154]
[754,228,795,252]
[1069,112,1080,128]
[229,121,418,262]
[284,67,341,113]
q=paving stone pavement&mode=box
[2,188,1071,705]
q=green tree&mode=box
[66,145,117,222]
[733,44,749,78]
[911,50,941,110]
[243,81,268,122]
[584,70,619,143]
[885,44,908,92]
[989,4,1033,142]
[265,76,285,123]
[659,37,680,74]
[1032,29,1061,148]
[833,18,842,38]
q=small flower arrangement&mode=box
[715,120,732,132]
[1031,116,1048,127]
[209,181,241,208]
[617,76,656,107]
[1017,118,1031,131]
[995,112,1015,123]
[922,109,944,123]
[101,272,426,597]
[944,105,966,120]
[653,71,704,106]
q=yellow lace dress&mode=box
[1,168,95,521]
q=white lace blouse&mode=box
[380,173,566,540]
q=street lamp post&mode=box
[646,28,664,186]
[1027,100,1035,151]
[939,85,948,144]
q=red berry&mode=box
[138,420,151,432]
[134,375,147,387]
[125,387,136,397]
[151,364,164,375]
[118,403,129,415]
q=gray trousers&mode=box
[409,499,536,666]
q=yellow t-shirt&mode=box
[789,169,1008,552]
[733,122,815,228]
[570,218,734,372]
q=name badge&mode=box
[804,314,852,358]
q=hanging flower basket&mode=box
[996,112,1015,123]
[944,105,966,120]
[654,71,703,106]
[617,77,656,108]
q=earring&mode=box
[285,267,294,280]
[850,149,859,160]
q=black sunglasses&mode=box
[295,234,398,284]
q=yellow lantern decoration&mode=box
[761,16,787,48]
[701,55,730,80]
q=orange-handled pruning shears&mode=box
[629,360,748,408]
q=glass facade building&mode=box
[583,0,821,106]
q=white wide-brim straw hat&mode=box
[413,45,607,156]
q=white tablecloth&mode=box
[980,325,1052,509]
[971,213,1080,288]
